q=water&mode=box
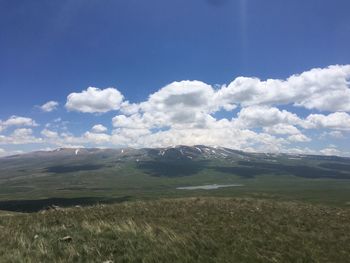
[176,184,243,190]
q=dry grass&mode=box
[0,197,349,262]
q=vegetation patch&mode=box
[0,196,131,213]
[0,197,349,262]
[46,164,104,174]
[137,160,209,177]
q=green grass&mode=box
[2,164,350,208]
[0,197,350,262]
[1,149,349,261]
[0,159,350,211]
[1,154,350,207]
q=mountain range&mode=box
[0,145,350,211]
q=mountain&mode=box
[2,144,348,163]
[1,145,349,178]
[0,145,350,211]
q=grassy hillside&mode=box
[1,146,350,208]
[1,197,349,262]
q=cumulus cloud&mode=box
[285,147,317,155]
[110,118,288,153]
[263,124,301,135]
[91,124,108,133]
[105,66,349,154]
[145,81,214,110]
[113,81,232,132]
[0,128,42,145]
[0,116,38,132]
[4,65,350,156]
[45,118,69,131]
[320,147,341,156]
[305,112,350,130]
[327,131,345,139]
[138,81,218,128]
[41,129,59,138]
[233,106,302,128]
[0,148,24,157]
[65,87,124,113]
[84,131,110,144]
[216,65,350,111]
[112,114,150,129]
[40,101,59,112]
[120,101,140,115]
[287,134,311,142]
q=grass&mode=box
[0,197,350,262]
[1,160,350,207]
[1,155,350,207]
[1,153,350,261]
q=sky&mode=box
[0,0,350,156]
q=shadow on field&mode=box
[0,196,131,213]
[213,161,350,179]
[213,166,270,178]
[45,164,104,173]
[137,160,210,177]
[319,162,350,171]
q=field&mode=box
[1,197,350,263]
[1,147,350,262]
[1,155,350,211]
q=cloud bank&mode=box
[0,116,38,132]
[1,65,350,156]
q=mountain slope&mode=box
[1,197,350,263]
[0,145,349,209]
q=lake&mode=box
[176,184,243,190]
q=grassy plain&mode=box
[1,151,350,262]
[1,197,350,263]
[1,161,350,210]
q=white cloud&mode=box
[0,148,24,157]
[45,118,69,131]
[144,81,214,111]
[105,65,346,152]
[40,101,59,112]
[216,65,350,111]
[84,131,110,144]
[305,112,350,130]
[134,80,218,129]
[3,64,350,156]
[12,128,33,137]
[0,116,38,132]
[91,124,108,133]
[285,147,317,155]
[233,106,302,128]
[287,134,311,142]
[110,119,287,153]
[65,87,124,113]
[112,114,149,129]
[120,101,140,115]
[0,128,42,145]
[320,147,341,156]
[2,116,37,127]
[263,124,301,135]
[328,131,344,139]
[41,129,59,138]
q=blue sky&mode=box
[0,0,350,156]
